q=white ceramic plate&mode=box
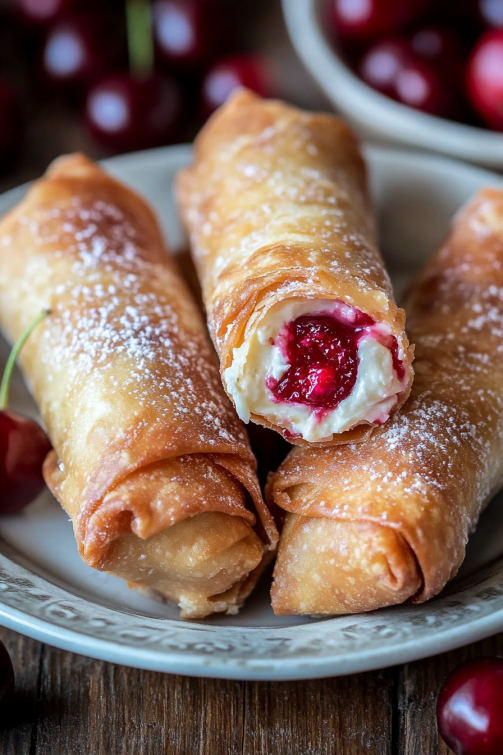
[2,145,503,681]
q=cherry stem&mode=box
[0,310,50,411]
[126,0,154,79]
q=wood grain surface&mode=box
[0,626,501,754]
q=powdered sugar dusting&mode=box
[15,189,248,452]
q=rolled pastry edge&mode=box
[271,513,423,616]
[44,451,273,619]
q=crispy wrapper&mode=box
[0,153,277,619]
[268,188,503,615]
[176,89,413,446]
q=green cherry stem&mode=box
[126,0,154,79]
[0,309,50,411]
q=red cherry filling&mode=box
[267,310,377,410]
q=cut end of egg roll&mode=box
[107,512,265,620]
[45,450,272,620]
[176,89,414,447]
[271,514,422,616]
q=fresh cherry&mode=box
[478,0,503,29]
[152,0,228,69]
[86,71,182,152]
[0,311,52,515]
[395,57,454,117]
[41,12,123,95]
[409,26,465,84]
[16,0,82,26]
[467,30,503,130]
[437,657,503,754]
[0,80,23,170]
[360,36,458,118]
[359,38,410,98]
[0,412,51,514]
[201,55,272,115]
[0,640,14,708]
[330,0,432,43]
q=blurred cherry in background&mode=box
[202,54,273,115]
[330,0,432,43]
[153,0,229,69]
[86,72,182,152]
[16,0,84,26]
[359,34,459,118]
[467,30,503,129]
[0,0,278,171]
[41,12,124,98]
[478,0,503,29]
[86,0,184,152]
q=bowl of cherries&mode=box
[282,0,503,167]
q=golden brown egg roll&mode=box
[176,89,413,446]
[0,153,277,619]
[267,188,503,615]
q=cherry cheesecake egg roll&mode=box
[0,153,277,619]
[176,89,414,446]
[268,188,503,615]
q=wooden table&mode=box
[0,625,500,754]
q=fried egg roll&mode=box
[0,153,277,619]
[268,188,503,615]
[176,89,413,446]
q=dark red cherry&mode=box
[467,30,503,130]
[153,0,228,69]
[395,57,453,117]
[201,55,272,115]
[41,12,122,95]
[0,411,51,514]
[330,0,431,42]
[0,311,52,515]
[437,657,503,754]
[359,38,455,117]
[0,641,14,707]
[0,80,23,169]
[410,26,465,84]
[359,38,410,97]
[478,0,503,29]
[16,0,81,26]
[86,71,182,152]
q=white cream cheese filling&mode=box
[224,298,404,443]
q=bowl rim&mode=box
[281,0,503,165]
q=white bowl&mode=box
[282,0,503,167]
